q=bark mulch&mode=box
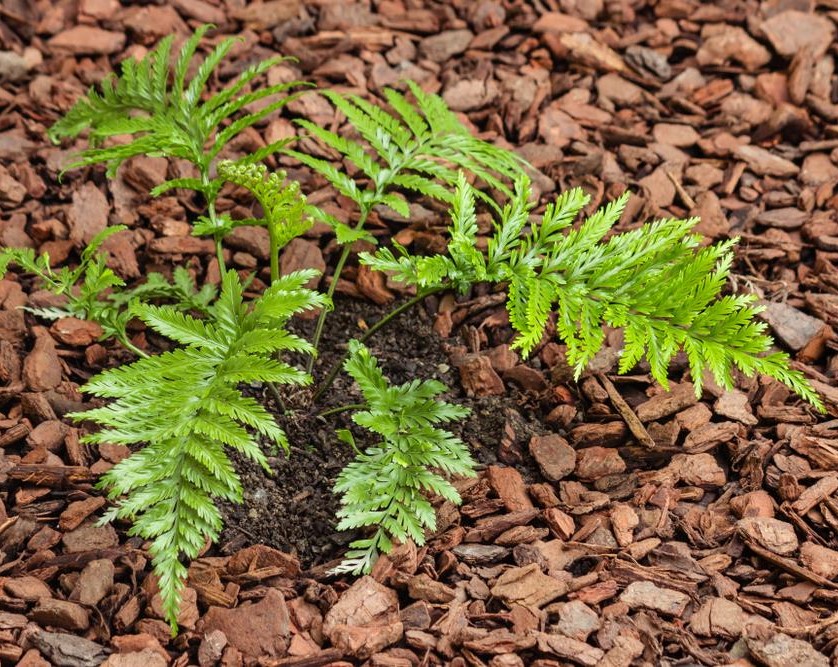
[2,0,838,665]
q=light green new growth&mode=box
[71,270,328,630]
[362,174,824,410]
[289,82,527,222]
[216,161,311,282]
[48,24,305,267]
[331,341,476,575]
[48,24,301,179]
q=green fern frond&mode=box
[331,341,475,576]
[72,270,328,632]
[50,24,303,178]
[287,83,528,223]
[362,172,823,410]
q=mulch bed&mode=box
[2,0,838,665]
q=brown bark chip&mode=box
[798,542,838,580]
[534,632,604,666]
[738,517,799,555]
[71,559,115,605]
[22,328,62,392]
[68,182,109,247]
[457,354,505,397]
[574,447,626,481]
[49,26,126,54]
[636,383,697,422]
[490,563,567,608]
[760,302,826,351]
[528,434,576,481]
[101,649,168,667]
[29,599,90,631]
[59,496,106,532]
[201,589,291,660]
[746,632,829,667]
[323,577,403,659]
[690,597,746,638]
[619,581,689,617]
[487,465,534,512]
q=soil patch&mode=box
[220,294,547,568]
[220,296,477,567]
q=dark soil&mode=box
[221,294,545,568]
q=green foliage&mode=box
[108,266,218,316]
[287,82,528,226]
[49,24,303,185]
[72,270,328,630]
[331,341,475,575]
[0,229,217,354]
[216,161,310,280]
[362,174,823,410]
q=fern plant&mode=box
[331,341,475,575]
[0,228,217,357]
[71,269,327,629]
[49,24,305,269]
[286,83,529,367]
[361,173,824,409]
[42,23,827,638]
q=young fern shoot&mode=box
[49,24,305,269]
[216,161,311,283]
[361,174,824,410]
[72,270,328,630]
[332,341,476,575]
[287,83,529,366]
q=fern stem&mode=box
[316,403,365,418]
[117,333,150,359]
[307,206,372,373]
[268,225,280,284]
[312,286,444,401]
[214,236,225,275]
[200,168,227,274]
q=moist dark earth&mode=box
[220,294,543,568]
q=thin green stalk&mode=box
[307,205,371,373]
[268,225,280,284]
[117,333,150,359]
[214,233,225,274]
[312,286,445,402]
[316,403,365,419]
[200,168,226,274]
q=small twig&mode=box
[597,373,656,448]
[0,517,18,539]
[780,610,838,637]
[664,169,696,210]
[744,539,838,590]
